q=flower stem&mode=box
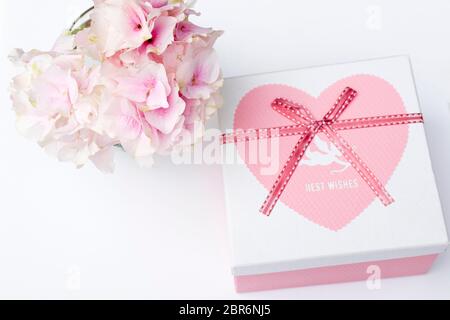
[69,6,94,33]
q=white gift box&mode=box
[219,56,448,292]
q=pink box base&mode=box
[235,254,439,293]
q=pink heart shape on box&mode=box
[233,75,409,231]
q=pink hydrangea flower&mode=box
[101,95,156,167]
[90,0,152,57]
[9,49,116,172]
[177,47,222,100]
[144,77,186,134]
[106,59,171,110]
[9,0,223,172]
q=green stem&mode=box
[69,6,94,33]
[69,20,91,36]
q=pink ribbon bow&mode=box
[222,87,424,216]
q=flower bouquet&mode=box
[9,0,223,172]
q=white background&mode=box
[0,0,450,299]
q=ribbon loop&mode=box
[272,99,315,126]
[323,87,358,123]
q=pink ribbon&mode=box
[222,87,424,216]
